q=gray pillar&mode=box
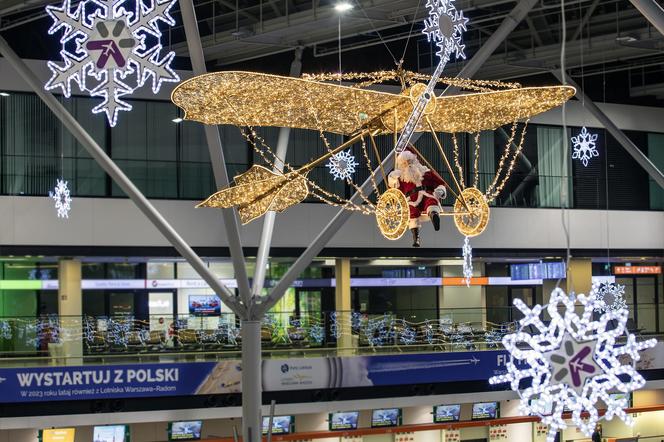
[252,47,303,297]
[629,0,664,37]
[241,320,262,442]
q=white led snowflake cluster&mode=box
[571,127,599,167]
[45,0,180,126]
[489,288,656,442]
[51,178,72,218]
[592,282,627,313]
[422,0,469,61]
[462,236,472,286]
[326,149,359,180]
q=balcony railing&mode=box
[0,306,659,367]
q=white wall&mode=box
[0,196,661,251]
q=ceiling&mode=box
[0,0,663,105]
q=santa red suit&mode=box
[388,148,447,247]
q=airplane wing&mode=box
[172,71,574,135]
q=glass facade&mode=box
[0,92,662,210]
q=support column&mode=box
[58,259,82,365]
[567,258,593,296]
[335,259,354,354]
[241,320,262,442]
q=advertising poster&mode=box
[1,344,664,403]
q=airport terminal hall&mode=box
[1,0,664,441]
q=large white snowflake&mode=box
[326,149,359,180]
[51,178,72,218]
[489,288,656,442]
[45,0,180,126]
[422,0,468,61]
[592,282,628,313]
[571,126,599,167]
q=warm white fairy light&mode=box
[592,282,627,313]
[45,0,180,126]
[489,288,655,442]
[462,236,472,286]
[51,178,72,218]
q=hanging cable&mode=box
[400,0,423,65]
[350,0,399,65]
[558,0,573,292]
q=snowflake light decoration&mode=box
[326,149,359,180]
[462,236,473,286]
[45,0,180,126]
[308,323,325,345]
[422,0,469,61]
[399,322,417,345]
[571,127,599,167]
[489,288,656,442]
[51,178,72,218]
[592,282,628,313]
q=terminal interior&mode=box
[0,0,663,442]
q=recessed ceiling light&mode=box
[172,117,183,123]
[0,92,10,97]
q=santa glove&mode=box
[434,185,447,200]
[388,170,401,188]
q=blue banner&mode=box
[0,350,516,403]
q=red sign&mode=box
[614,266,661,275]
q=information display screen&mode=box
[188,295,221,316]
[371,408,401,428]
[261,416,293,435]
[93,425,128,442]
[169,421,202,440]
[511,262,566,280]
[42,428,75,442]
[329,411,360,430]
[433,405,461,423]
[471,402,498,420]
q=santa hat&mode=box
[396,144,419,164]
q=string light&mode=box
[51,178,72,218]
[489,288,656,442]
[462,236,472,286]
[171,72,574,136]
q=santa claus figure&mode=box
[388,147,447,247]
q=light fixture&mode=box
[0,92,9,97]
[334,2,353,12]
[172,117,183,123]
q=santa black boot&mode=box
[429,211,440,231]
[411,228,421,247]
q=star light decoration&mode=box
[326,149,359,181]
[571,127,599,167]
[45,0,180,126]
[489,288,656,442]
[592,282,628,313]
[422,0,469,61]
[51,178,73,218]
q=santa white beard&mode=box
[399,162,429,185]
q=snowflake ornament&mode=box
[592,282,628,313]
[571,127,599,167]
[326,149,359,180]
[45,0,180,126]
[51,178,73,218]
[462,236,473,286]
[489,288,656,442]
[422,0,469,61]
